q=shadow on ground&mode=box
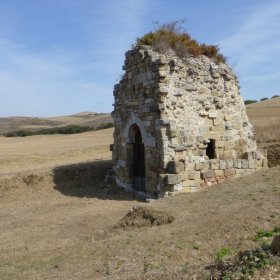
[53,160,136,201]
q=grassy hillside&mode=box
[246,97,280,143]
[0,112,113,135]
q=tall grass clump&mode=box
[135,20,226,63]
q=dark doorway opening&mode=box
[131,125,146,192]
[206,139,216,159]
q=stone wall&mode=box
[111,45,267,197]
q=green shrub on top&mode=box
[134,20,226,63]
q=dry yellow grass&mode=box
[247,97,280,143]
[0,128,113,176]
[0,102,279,279]
[0,163,279,279]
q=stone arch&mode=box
[124,113,146,144]
[128,124,143,144]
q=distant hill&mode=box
[0,112,113,135]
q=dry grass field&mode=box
[0,128,113,176]
[247,97,280,144]
[0,102,280,279]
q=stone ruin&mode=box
[110,45,267,198]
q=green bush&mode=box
[271,95,279,99]
[96,122,114,130]
[4,123,115,137]
[260,97,268,101]
[5,130,34,137]
[255,226,280,241]
[216,248,274,279]
[244,100,258,105]
[135,20,226,63]
[215,247,235,261]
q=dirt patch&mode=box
[115,205,175,228]
[22,174,44,186]
[266,144,280,167]
[0,171,51,198]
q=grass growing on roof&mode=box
[135,20,226,63]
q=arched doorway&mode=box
[129,125,146,192]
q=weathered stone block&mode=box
[224,114,232,121]
[195,162,203,170]
[170,184,183,192]
[182,179,200,189]
[243,151,255,160]
[166,174,180,184]
[213,118,222,126]
[208,112,217,119]
[210,160,219,169]
[180,171,188,181]
[222,150,230,159]
[214,169,224,177]
[215,141,225,148]
[198,149,206,156]
[226,160,233,168]
[256,159,263,168]
[219,160,227,169]
[188,171,200,180]
[236,159,242,169]
[224,168,236,177]
[248,160,256,169]
[202,161,210,170]
[204,132,220,141]
[201,170,215,180]
[167,161,184,174]
[242,160,249,169]
[156,119,172,126]
[211,126,224,132]
[145,137,156,147]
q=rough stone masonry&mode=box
[110,45,267,198]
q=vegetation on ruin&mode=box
[135,20,226,63]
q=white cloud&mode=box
[219,1,280,99]
[0,0,154,116]
[220,2,280,52]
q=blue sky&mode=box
[0,0,279,117]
